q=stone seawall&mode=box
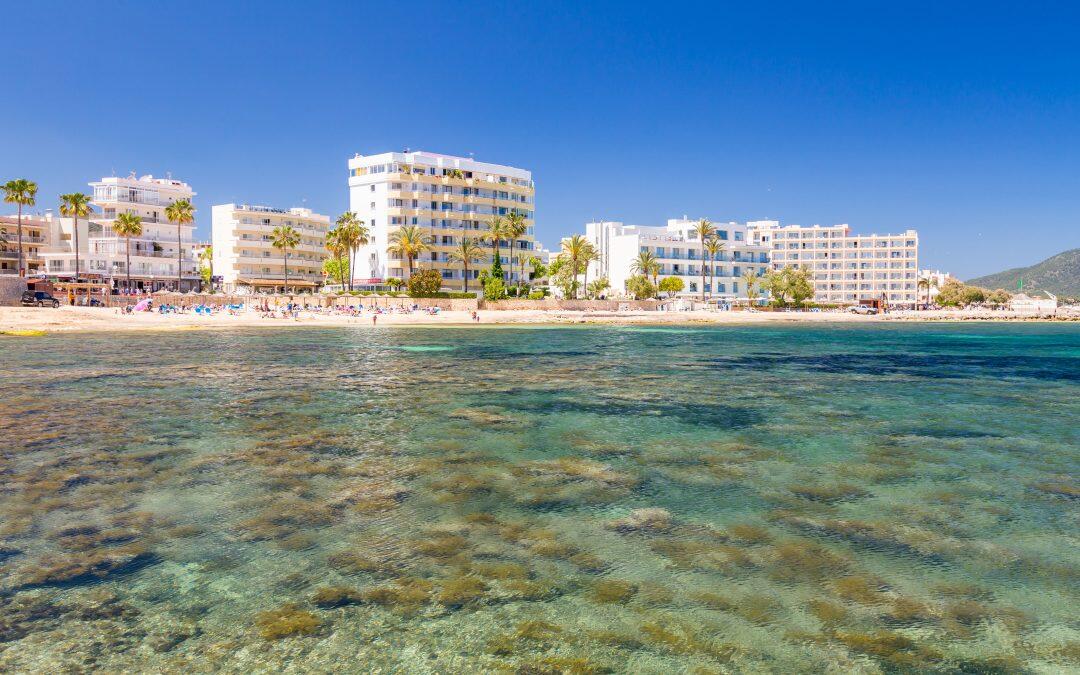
[479,299,662,311]
[0,277,28,307]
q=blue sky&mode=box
[3,1,1078,279]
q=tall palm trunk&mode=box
[337,252,346,287]
[283,249,289,295]
[73,216,80,283]
[407,255,415,278]
[346,247,353,291]
[583,260,589,299]
[177,223,182,291]
[16,203,24,277]
[700,241,706,302]
[709,253,715,303]
[463,261,470,293]
[508,239,514,291]
[125,236,131,289]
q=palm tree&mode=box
[581,242,599,298]
[59,192,93,282]
[692,218,716,301]
[504,212,527,286]
[484,216,511,280]
[917,275,938,307]
[448,236,485,293]
[2,179,37,277]
[324,228,349,288]
[387,224,431,278]
[630,249,660,287]
[560,234,593,299]
[335,212,368,291]
[112,212,143,290]
[515,251,532,293]
[164,198,195,290]
[271,224,301,294]
[704,236,725,302]
[742,268,760,305]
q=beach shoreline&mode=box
[1,305,1075,335]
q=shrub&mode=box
[407,269,443,297]
[483,276,507,300]
[658,277,684,297]
[626,275,657,300]
[528,289,546,300]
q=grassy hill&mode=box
[967,248,1080,297]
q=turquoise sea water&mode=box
[1,324,1077,673]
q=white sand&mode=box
[0,305,1071,335]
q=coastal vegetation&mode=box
[111,212,143,289]
[164,198,195,288]
[2,178,37,277]
[270,224,301,294]
[59,192,92,281]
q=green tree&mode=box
[484,216,510,281]
[59,192,93,281]
[626,274,657,300]
[986,288,1012,306]
[322,256,348,287]
[630,249,660,287]
[587,276,610,299]
[515,251,533,294]
[762,268,789,305]
[111,212,143,290]
[704,236,725,300]
[504,212,527,288]
[164,198,195,290]
[560,234,592,299]
[917,275,938,307]
[271,224,301,294]
[407,268,443,297]
[2,178,37,277]
[786,266,815,307]
[448,236,485,293]
[387,224,431,278]
[658,276,684,298]
[480,269,508,300]
[742,268,760,305]
[335,212,369,291]
[692,218,717,301]
[384,277,405,291]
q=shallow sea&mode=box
[0,324,1078,673]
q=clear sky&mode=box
[3,1,1078,279]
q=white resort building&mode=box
[41,174,201,291]
[585,218,772,300]
[749,221,920,307]
[211,204,330,293]
[0,213,53,277]
[346,150,536,292]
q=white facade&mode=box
[919,269,953,301]
[346,150,536,291]
[212,204,330,292]
[750,222,919,306]
[585,218,771,299]
[41,174,199,290]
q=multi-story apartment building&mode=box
[750,221,919,306]
[0,214,52,276]
[41,174,200,291]
[346,150,536,292]
[586,218,771,298]
[211,204,330,293]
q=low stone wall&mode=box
[0,277,28,307]
[479,298,662,311]
[100,293,480,312]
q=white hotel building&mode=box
[41,174,200,291]
[586,218,772,299]
[749,221,919,306]
[346,150,536,292]
[212,204,330,293]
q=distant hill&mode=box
[967,248,1080,297]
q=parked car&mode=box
[21,291,61,308]
[849,304,878,315]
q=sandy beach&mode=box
[0,305,1073,334]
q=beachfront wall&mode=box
[101,293,481,311]
[0,276,29,306]
[480,299,662,311]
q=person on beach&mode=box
[372,314,377,326]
